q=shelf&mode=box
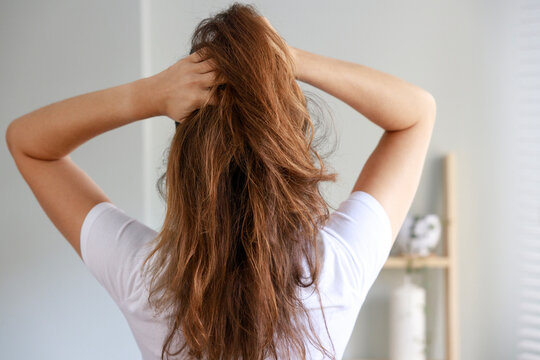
[383,255,450,269]
[356,153,459,360]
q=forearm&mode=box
[6,76,161,160]
[292,47,435,131]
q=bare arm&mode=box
[292,47,436,244]
[5,49,218,259]
[292,47,435,131]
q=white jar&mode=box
[389,274,427,360]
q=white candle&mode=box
[389,274,426,360]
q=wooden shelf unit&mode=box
[364,153,460,360]
[383,254,450,269]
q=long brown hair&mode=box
[140,3,338,359]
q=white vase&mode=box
[389,274,426,360]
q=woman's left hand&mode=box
[152,48,220,123]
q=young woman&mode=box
[6,3,435,360]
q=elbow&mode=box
[5,121,16,156]
[421,91,437,124]
[5,119,26,158]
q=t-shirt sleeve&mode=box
[80,202,158,306]
[321,190,393,301]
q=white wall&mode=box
[1,1,145,359]
[1,0,518,359]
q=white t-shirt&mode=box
[80,190,393,360]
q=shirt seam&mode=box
[347,191,393,251]
[80,202,116,264]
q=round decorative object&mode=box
[395,214,442,256]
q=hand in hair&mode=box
[153,48,221,123]
[259,16,299,78]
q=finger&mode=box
[260,16,277,33]
[196,58,218,73]
[190,47,209,63]
[188,51,200,63]
[198,71,218,88]
[189,50,203,63]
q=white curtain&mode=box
[516,1,540,359]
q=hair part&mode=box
[140,3,339,359]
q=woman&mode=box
[6,3,435,360]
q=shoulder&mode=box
[81,201,158,305]
[311,191,393,304]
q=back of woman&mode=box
[7,2,436,359]
[81,183,393,359]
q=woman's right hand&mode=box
[152,48,219,123]
[260,16,299,78]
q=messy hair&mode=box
[141,3,338,359]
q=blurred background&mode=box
[0,0,534,359]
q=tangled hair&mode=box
[140,3,339,359]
